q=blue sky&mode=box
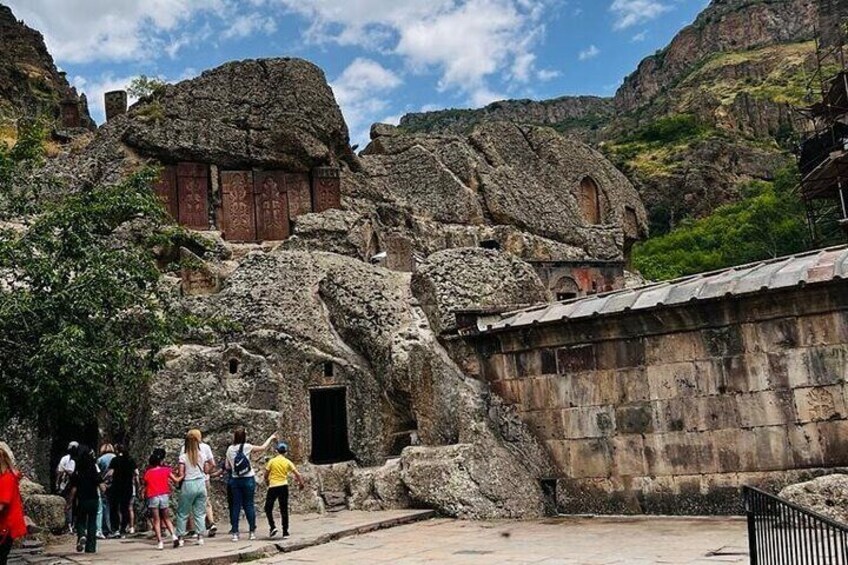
[7,0,709,146]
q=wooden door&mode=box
[254,171,290,241]
[176,162,210,230]
[220,170,257,241]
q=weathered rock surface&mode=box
[0,4,93,127]
[45,58,355,192]
[779,474,848,524]
[401,443,545,519]
[357,121,647,260]
[142,248,553,518]
[412,248,550,334]
[614,0,816,112]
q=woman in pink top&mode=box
[142,449,177,550]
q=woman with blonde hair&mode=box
[173,431,214,548]
[0,443,26,565]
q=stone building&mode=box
[461,246,848,514]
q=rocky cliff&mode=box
[0,4,93,134]
[21,55,646,519]
[398,0,823,233]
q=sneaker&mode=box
[208,524,218,538]
[157,541,164,551]
[76,536,86,552]
[231,533,239,542]
[283,532,290,538]
[249,532,256,541]
[269,528,278,538]
[173,537,183,549]
[129,527,136,535]
[96,532,105,540]
[197,536,204,546]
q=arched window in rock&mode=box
[552,276,580,302]
[580,176,603,225]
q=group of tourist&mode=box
[0,428,305,561]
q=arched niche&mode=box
[579,176,603,225]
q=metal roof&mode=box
[472,246,848,335]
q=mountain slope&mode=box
[0,4,93,139]
[398,0,821,235]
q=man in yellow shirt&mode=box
[263,442,304,538]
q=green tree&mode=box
[632,166,809,280]
[0,169,198,432]
[0,118,48,217]
[127,75,167,99]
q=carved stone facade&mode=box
[529,260,625,300]
[465,278,848,515]
[154,163,341,242]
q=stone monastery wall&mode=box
[471,280,848,514]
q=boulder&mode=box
[412,248,551,334]
[23,494,65,533]
[400,443,545,519]
[779,474,848,523]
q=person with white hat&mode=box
[56,441,79,534]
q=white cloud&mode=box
[4,0,267,63]
[578,44,600,61]
[537,69,560,81]
[222,12,277,39]
[609,0,671,30]
[631,30,648,42]
[330,58,403,148]
[276,0,549,101]
[470,86,505,107]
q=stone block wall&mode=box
[473,281,848,514]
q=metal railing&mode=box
[744,486,848,565]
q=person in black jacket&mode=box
[68,445,103,553]
[108,444,138,537]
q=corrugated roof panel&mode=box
[696,267,745,300]
[631,283,673,310]
[569,295,610,319]
[599,289,642,314]
[732,259,792,294]
[768,251,821,289]
[664,276,709,305]
[469,246,848,336]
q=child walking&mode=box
[142,449,178,550]
[263,442,304,539]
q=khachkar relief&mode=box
[807,388,838,421]
[312,166,341,212]
[176,163,209,230]
[255,172,289,241]
[220,170,256,241]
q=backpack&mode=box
[232,444,251,477]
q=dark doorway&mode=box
[309,387,351,464]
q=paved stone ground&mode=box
[11,509,434,565]
[257,516,750,564]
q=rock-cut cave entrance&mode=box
[309,387,352,465]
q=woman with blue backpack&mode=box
[224,428,277,542]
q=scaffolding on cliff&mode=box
[794,2,848,246]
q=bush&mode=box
[632,166,810,280]
[0,169,198,432]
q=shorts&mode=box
[147,495,170,509]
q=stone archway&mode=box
[552,276,580,301]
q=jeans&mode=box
[175,479,208,538]
[0,535,11,565]
[75,498,99,553]
[99,494,112,535]
[264,485,289,534]
[229,476,256,534]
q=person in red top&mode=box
[0,442,26,565]
[142,448,178,550]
